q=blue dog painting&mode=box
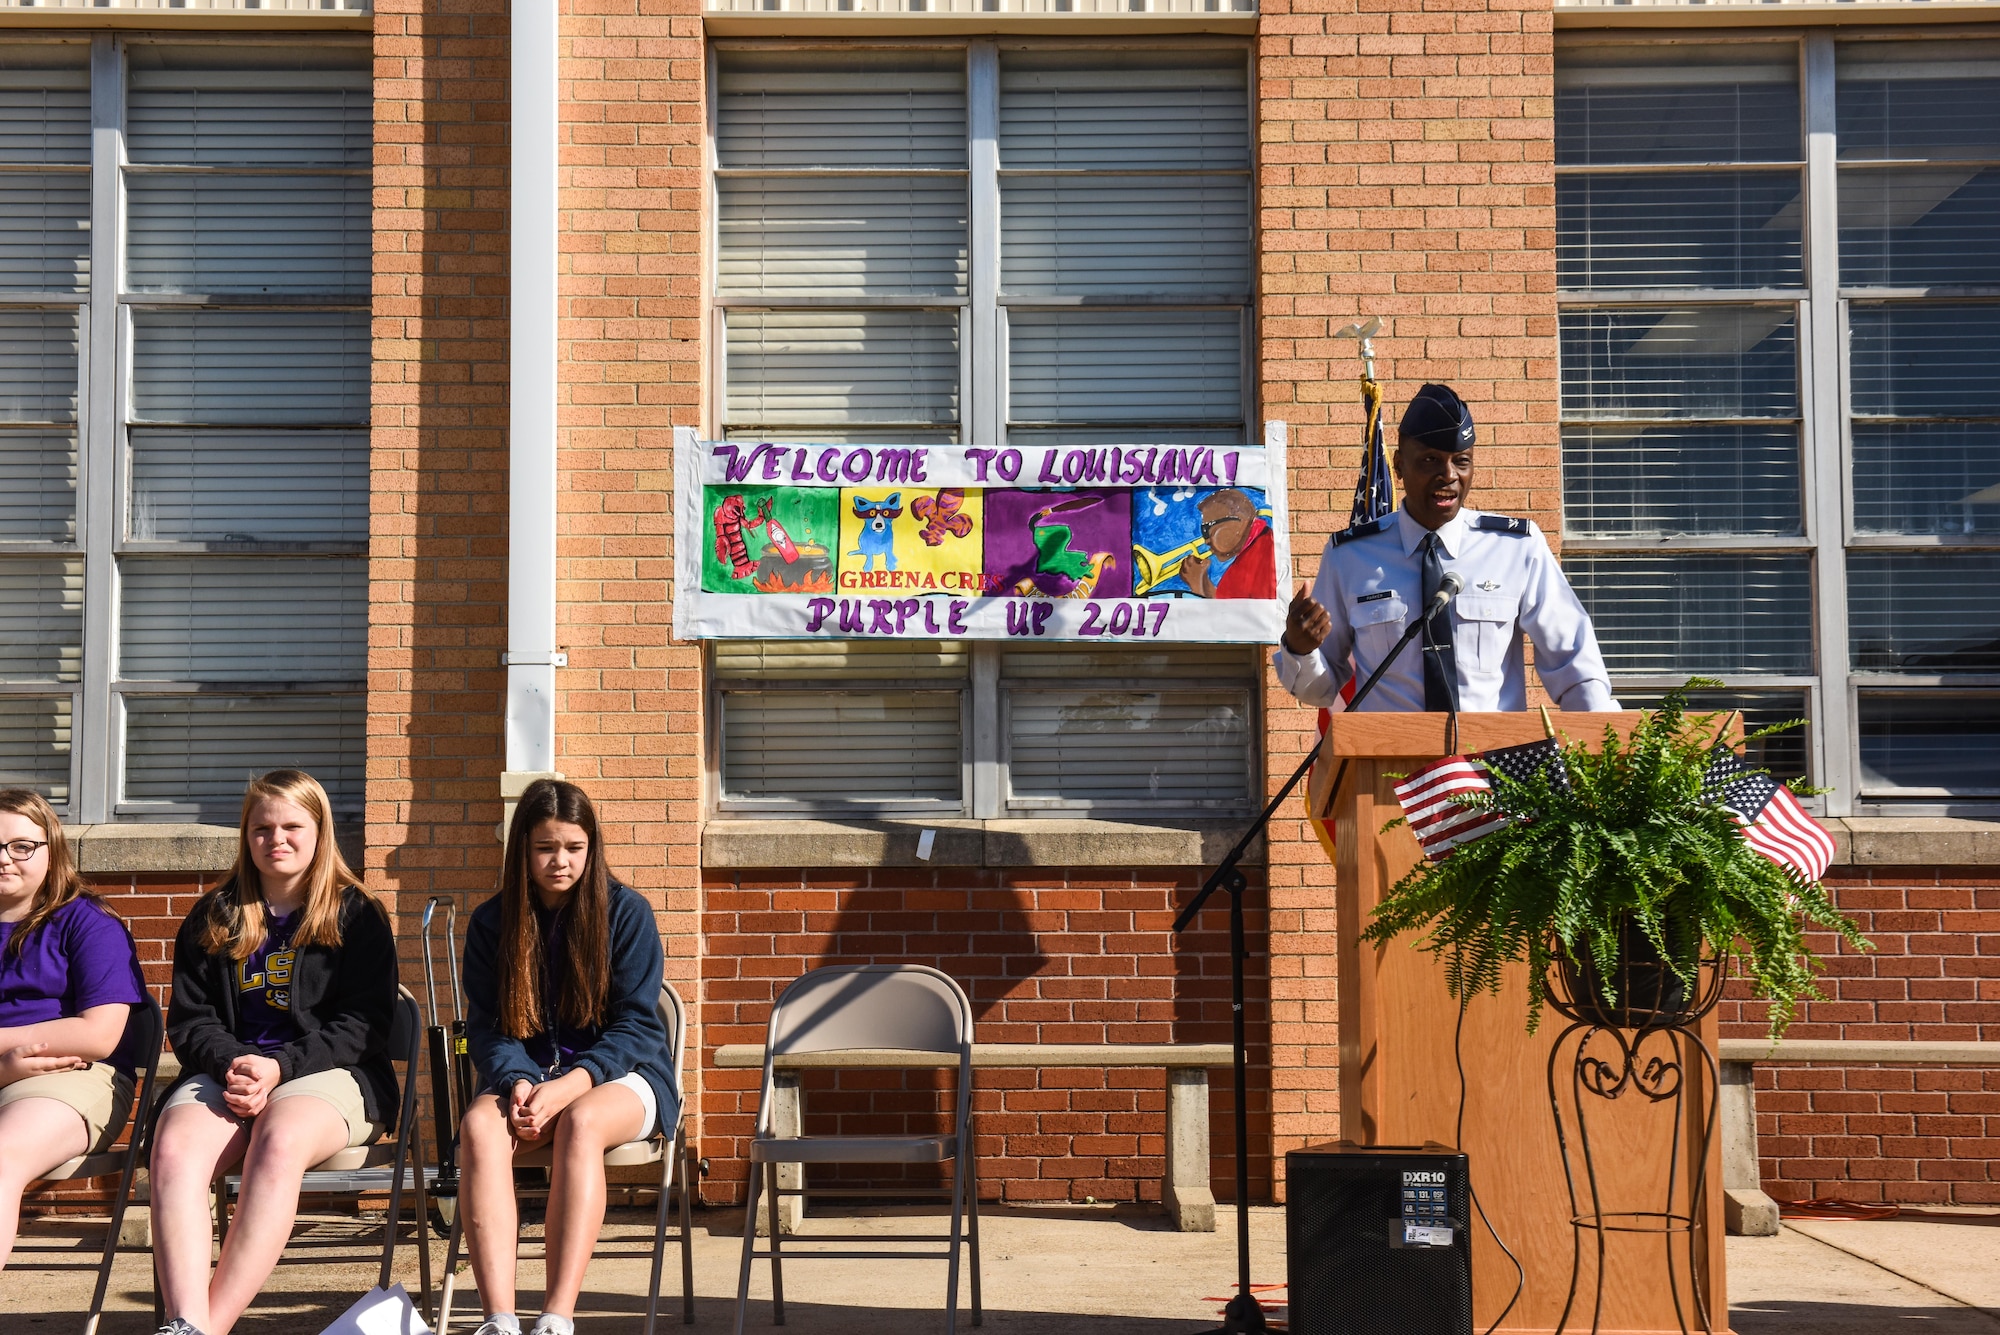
[848,493,902,571]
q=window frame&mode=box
[702,36,1264,823]
[1557,26,2000,815]
[0,31,372,823]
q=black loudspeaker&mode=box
[1285,1141,1474,1335]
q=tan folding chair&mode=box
[733,964,981,1335]
[209,984,433,1307]
[434,980,696,1333]
[22,992,165,1335]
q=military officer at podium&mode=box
[1275,383,1617,713]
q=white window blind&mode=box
[710,42,1259,817]
[126,177,369,296]
[0,695,72,802]
[122,694,363,812]
[1000,646,1255,811]
[131,310,370,425]
[129,429,367,544]
[0,430,75,541]
[724,309,960,429]
[713,641,967,810]
[0,308,79,421]
[118,558,366,682]
[0,557,82,683]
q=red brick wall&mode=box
[1719,869,2000,1205]
[700,868,1269,1207]
[370,0,513,941]
[1256,0,1559,1192]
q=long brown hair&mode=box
[497,778,612,1039]
[0,788,103,958]
[200,769,361,961]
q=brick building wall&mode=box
[1255,0,1560,1183]
[370,0,513,950]
[368,0,709,1138]
[25,0,1995,1228]
[700,867,1269,1206]
[1720,870,2000,1206]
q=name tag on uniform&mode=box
[1357,590,1395,604]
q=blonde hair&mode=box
[200,769,361,961]
[0,788,102,958]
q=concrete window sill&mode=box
[65,824,239,876]
[701,817,1261,869]
[61,815,2000,875]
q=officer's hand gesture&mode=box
[1282,584,1332,656]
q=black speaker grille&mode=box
[1286,1145,1474,1335]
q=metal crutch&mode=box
[421,897,464,1230]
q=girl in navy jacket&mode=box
[458,779,678,1335]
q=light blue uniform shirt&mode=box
[1273,507,1617,713]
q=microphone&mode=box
[1429,571,1465,616]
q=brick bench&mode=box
[713,1042,1233,1232]
[1716,1039,2000,1236]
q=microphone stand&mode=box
[1173,596,1448,1334]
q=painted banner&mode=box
[673,426,1292,643]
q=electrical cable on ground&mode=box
[1458,999,1525,1335]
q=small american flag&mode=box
[1702,751,1836,883]
[1395,738,1565,862]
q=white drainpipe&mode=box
[502,0,563,833]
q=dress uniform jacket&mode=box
[1273,507,1617,713]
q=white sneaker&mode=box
[153,1322,206,1335]
[473,1322,521,1335]
[529,1317,575,1335]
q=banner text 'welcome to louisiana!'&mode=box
[672,429,1293,644]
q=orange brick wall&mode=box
[1256,0,1559,1189]
[701,868,1270,1206]
[370,0,513,949]
[368,0,707,1078]
[1721,870,2000,1205]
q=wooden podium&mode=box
[1314,711,1728,1335]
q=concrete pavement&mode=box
[5,1203,1998,1332]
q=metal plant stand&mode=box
[1544,948,1727,1335]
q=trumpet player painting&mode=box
[1132,485,1275,600]
[674,428,1293,643]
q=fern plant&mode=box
[1359,682,1869,1039]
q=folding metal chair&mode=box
[434,980,696,1333]
[733,964,981,1335]
[23,992,165,1335]
[209,985,433,1308]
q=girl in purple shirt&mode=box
[0,788,147,1269]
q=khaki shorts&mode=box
[0,1061,135,1155]
[164,1067,380,1149]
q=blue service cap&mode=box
[1399,383,1475,451]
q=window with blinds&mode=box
[1557,33,2000,809]
[1841,38,2000,798]
[711,42,1259,817]
[0,42,86,805]
[1556,39,1818,793]
[0,36,369,821]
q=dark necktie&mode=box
[1419,532,1458,712]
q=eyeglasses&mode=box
[0,840,48,862]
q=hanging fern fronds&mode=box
[1360,681,1870,1039]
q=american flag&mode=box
[1350,374,1395,527]
[1701,751,1836,883]
[1394,738,1566,862]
